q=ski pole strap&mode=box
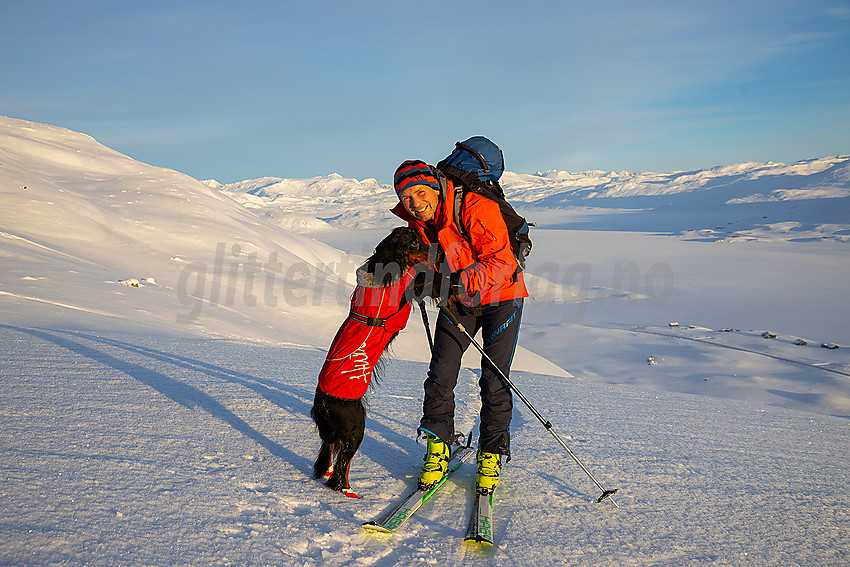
[348,310,386,328]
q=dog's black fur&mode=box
[311,226,430,494]
[311,390,367,492]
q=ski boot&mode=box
[476,450,502,495]
[418,433,450,490]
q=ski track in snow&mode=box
[1,326,848,566]
[625,325,850,378]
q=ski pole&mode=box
[439,306,619,508]
[418,300,434,352]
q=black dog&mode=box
[311,227,430,497]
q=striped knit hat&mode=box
[393,160,440,196]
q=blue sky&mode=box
[2,0,848,183]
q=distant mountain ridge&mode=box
[212,155,850,241]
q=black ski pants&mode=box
[419,298,523,458]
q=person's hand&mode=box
[448,272,463,297]
[434,272,463,307]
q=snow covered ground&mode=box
[1,116,848,565]
[2,329,847,566]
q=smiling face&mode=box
[399,184,440,223]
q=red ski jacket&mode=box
[317,266,416,400]
[391,177,527,307]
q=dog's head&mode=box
[365,227,430,286]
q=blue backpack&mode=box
[436,137,532,270]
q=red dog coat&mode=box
[317,266,417,399]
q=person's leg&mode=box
[477,299,523,459]
[417,305,476,487]
[418,306,475,442]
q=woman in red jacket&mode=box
[392,159,528,494]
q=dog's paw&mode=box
[342,488,361,499]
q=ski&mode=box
[362,442,475,533]
[464,489,495,546]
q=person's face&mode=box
[399,184,440,222]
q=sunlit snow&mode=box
[1,116,848,566]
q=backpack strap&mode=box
[430,165,449,199]
[452,185,525,283]
[452,185,471,242]
[430,164,470,239]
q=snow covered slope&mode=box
[0,116,350,343]
[0,115,562,375]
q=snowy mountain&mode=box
[211,174,400,233]
[1,116,848,566]
[216,155,850,242]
